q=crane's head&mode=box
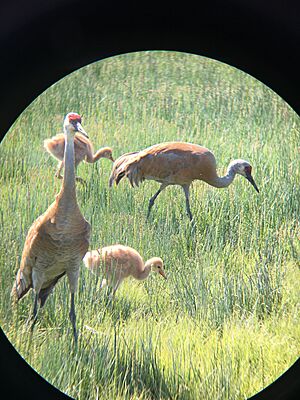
[101,147,115,162]
[229,159,259,193]
[64,112,88,138]
[149,257,167,279]
[83,250,100,274]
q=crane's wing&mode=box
[109,142,215,187]
[43,133,65,162]
[11,202,59,301]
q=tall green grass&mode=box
[0,51,299,399]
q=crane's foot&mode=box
[55,173,63,180]
[26,293,39,331]
[31,311,38,329]
[25,314,38,331]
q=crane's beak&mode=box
[159,270,167,280]
[110,155,115,162]
[76,122,89,138]
[245,172,259,193]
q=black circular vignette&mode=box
[0,1,299,399]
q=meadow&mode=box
[0,51,299,400]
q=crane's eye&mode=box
[245,165,252,174]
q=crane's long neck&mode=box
[58,128,77,205]
[135,260,152,281]
[209,164,237,188]
[92,148,107,163]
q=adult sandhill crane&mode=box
[11,113,91,344]
[44,133,114,183]
[83,245,166,297]
[109,142,259,221]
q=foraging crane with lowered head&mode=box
[83,244,166,297]
[109,141,259,221]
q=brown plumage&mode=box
[109,141,259,220]
[44,133,114,183]
[11,113,91,344]
[83,245,166,297]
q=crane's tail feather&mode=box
[109,161,126,187]
[43,138,57,155]
[109,153,144,188]
[43,138,51,152]
[11,270,32,302]
[11,269,65,306]
[115,171,126,186]
[109,151,142,188]
[128,166,143,187]
[109,169,124,187]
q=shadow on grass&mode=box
[88,335,173,400]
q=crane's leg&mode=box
[182,184,193,221]
[55,161,64,179]
[31,293,39,331]
[67,269,79,346]
[30,269,44,331]
[147,183,168,219]
[69,292,78,345]
[105,280,121,304]
[110,280,121,299]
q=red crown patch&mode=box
[68,113,82,123]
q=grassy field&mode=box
[0,51,299,400]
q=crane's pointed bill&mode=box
[159,270,167,279]
[76,122,89,138]
[245,173,259,193]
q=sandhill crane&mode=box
[83,245,166,297]
[11,113,91,344]
[44,133,114,183]
[109,142,259,221]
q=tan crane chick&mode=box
[44,133,114,183]
[83,245,166,297]
[109,141,259,221]
[11,113,91,344]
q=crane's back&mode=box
[138,142,218,185]
[99,245,144,281]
